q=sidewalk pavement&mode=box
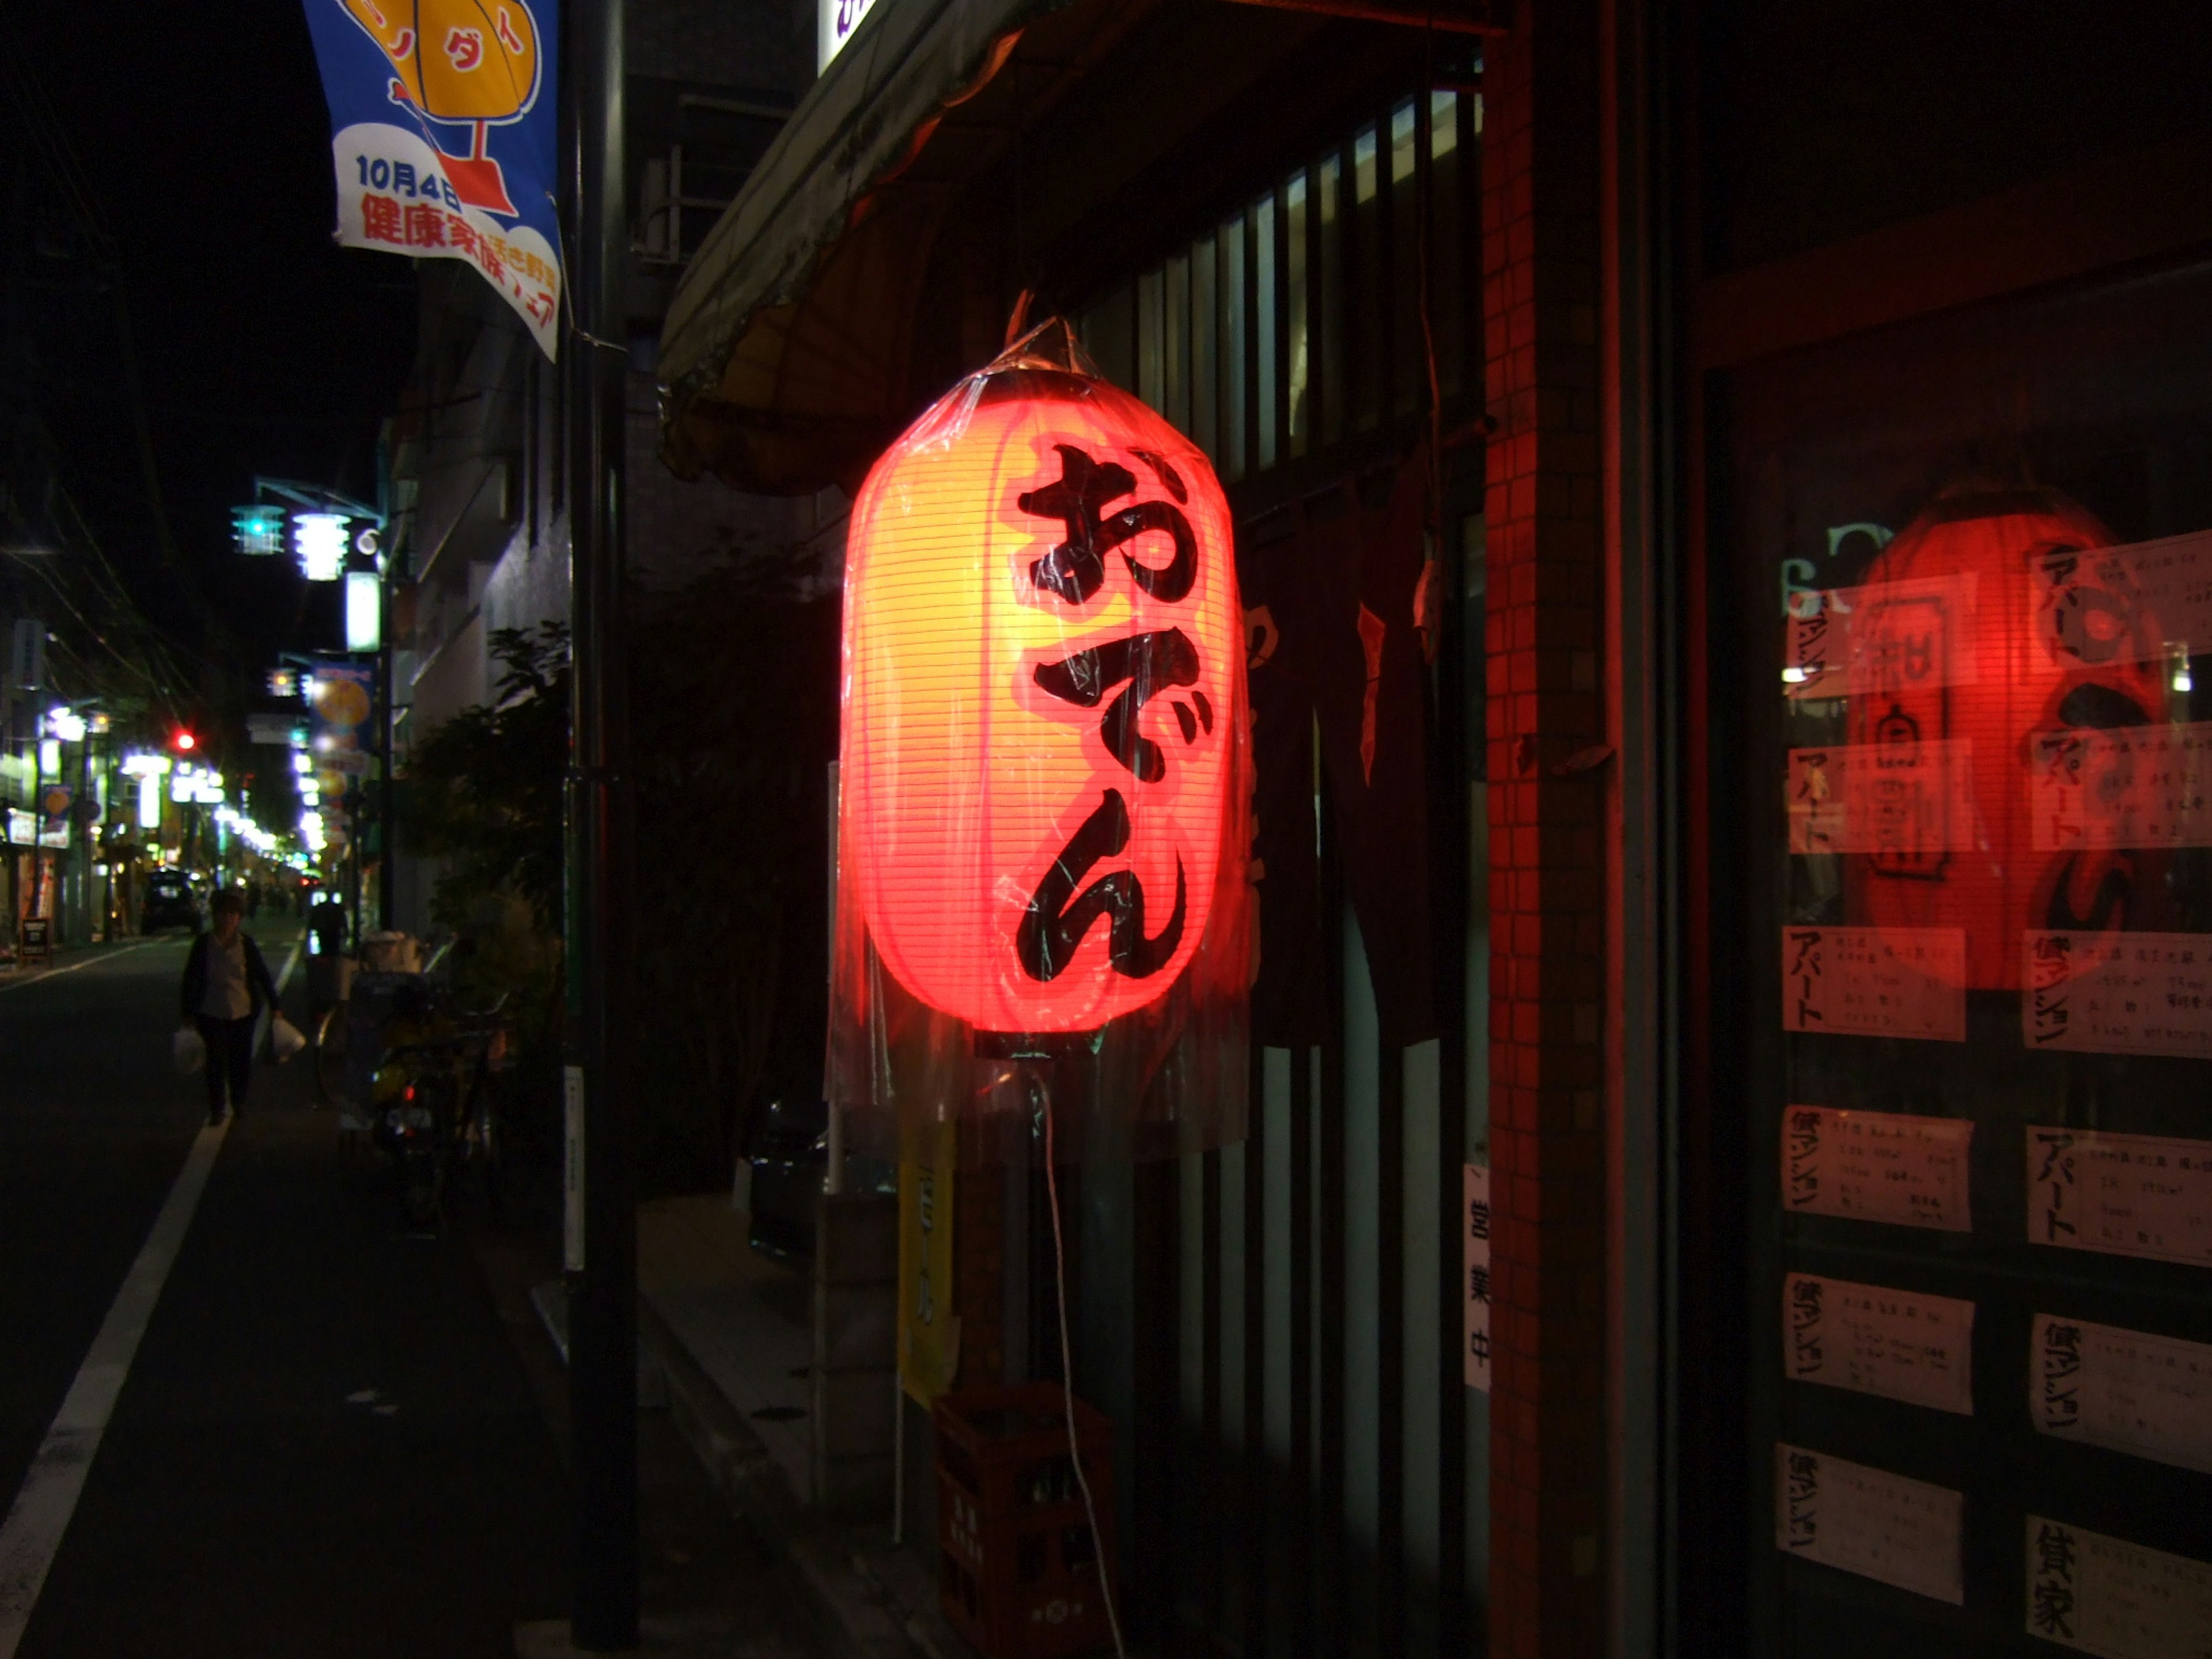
[0,931,168,988]
[631,1198,973,1659]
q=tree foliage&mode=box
[399,621,569,929]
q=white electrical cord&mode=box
[1042,1088,1128,1659]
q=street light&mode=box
[344,570,382,650]
[293,513,349,582]
[233,506,285,556]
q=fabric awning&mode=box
[657,0,1071,495]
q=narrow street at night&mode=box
[0,937,818,1658]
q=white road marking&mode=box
[0,1118,229,1656]
[0,940,160,993]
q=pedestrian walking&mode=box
[180,888,280,1126]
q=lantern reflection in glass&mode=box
[839,351,1243,1035]
[1843,484,2168,989]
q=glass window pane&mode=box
[1391,98,1421,418]
[1192,235,1219,463]
[1319,153,1343,448]
[1430,90,1465,400]
[1082,285,1135,391]
[1165,253,1191,437]
[1287,172,1310,458]
[1222,215,1247,483]
[1256,192,1278,473]
[1138,266,1165,411]
[1353,123,1381,431]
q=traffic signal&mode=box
[171,728,198,754]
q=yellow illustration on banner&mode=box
[897,1119,960,1405]
[340,0,541,214]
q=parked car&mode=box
[140,870,203,933]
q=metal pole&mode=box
[566,0,637,1643]
[75,736,90,940]
[377,612,394,931]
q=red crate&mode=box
[933,1382,1117,1659]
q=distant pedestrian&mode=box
[180,888,279,1126]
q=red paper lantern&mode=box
[1844,485,2168,990]
[839,348,1243,1035]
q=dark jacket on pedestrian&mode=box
[180,930,280,1022]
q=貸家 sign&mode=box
[301,0,563,358]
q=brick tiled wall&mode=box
[1480,2,1608,1656]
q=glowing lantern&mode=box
[1844,484,2168,990]
[839,330,1244,1036]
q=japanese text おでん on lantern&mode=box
[838,342,1245,1037]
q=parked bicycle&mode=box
[369,985,513,1232]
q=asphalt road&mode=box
[0,926,573,1656]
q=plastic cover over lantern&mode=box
[827,321,1253,1164]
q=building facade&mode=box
[657,1,2212,1654]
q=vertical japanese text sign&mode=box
[302,0,563,358]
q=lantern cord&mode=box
[1043,1085,1129,1659]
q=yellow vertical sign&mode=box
[898,1119,961,1404]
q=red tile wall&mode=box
[1480,2,1608,1655]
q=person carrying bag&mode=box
[179,888,281,1126]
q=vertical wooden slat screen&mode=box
[1076,79,1487,1656]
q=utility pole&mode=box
[566,0,637,1646]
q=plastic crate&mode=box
[934,1382,1116,1659]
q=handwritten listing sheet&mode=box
[2030,528,2212,671]
[1785,573,1979,702]
[2025,930,2212,1060]
[2026,1128,2212,1267]
[2031,723,2212,852]
[1783,927,1967,1041]
[2027,1516,2212,1659]
[1786,740,1976,857]
[1774,1444,1963,1605]
[2032,1315,2212,1476]
[1781,1105,1973,1232]
[1784,1273,1974,1414]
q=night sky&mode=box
[9,0,418,702]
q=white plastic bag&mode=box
[268,1014,306,1062]
[172,1025,206,1076]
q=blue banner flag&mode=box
[302,0,563,359]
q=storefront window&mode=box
[1720,260,2212,1654]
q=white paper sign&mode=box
[2031,528,2212,670]
[2027,1516,2212,1658]
[1785,1274,1974,1414]
[1775,1444,1963,1605]
[1783,927,1967,1041]
[1785,573,1979,700]
[2030,723,2212,851]
[2032,1315,2212,1476]
[1786,740,1976,857]
[1464,1164,1491,1393]
[1781,1105,1973,1232]
[2028,1127,2212,1267]
[2024,931,2212,1059]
